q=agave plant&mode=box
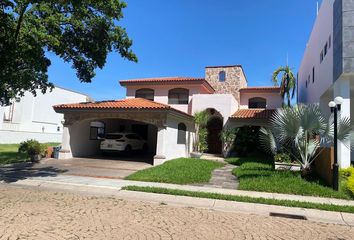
[260,104,353,172]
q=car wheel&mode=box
[125,145,132,154]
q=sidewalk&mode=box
[6,175,354,226]
[9,174,354,207]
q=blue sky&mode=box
[48,0,322,100]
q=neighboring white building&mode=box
[0,87,90,144]
[298,0,354,167]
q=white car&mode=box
[100,133,148,153]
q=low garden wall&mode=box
[314,147,334,186]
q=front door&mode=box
[207,117,223,154]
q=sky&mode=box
[48,0,323,101]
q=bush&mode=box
[274,153,292,163]
[18,139,46,161]
[233,126,260,156]
[347,175,354,196]
[340,166,354,179]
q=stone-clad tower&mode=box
[205,65,247,104]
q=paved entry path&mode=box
[194,164,239,189]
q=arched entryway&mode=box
[206,109,223,154]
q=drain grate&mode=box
[269,212,307,220]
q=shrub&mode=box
[347,175,354,196]
[274,153,292,163]
[233,126,260,156]
[340,166,354,179]
[18,139,46,161]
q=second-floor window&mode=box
[248,97,266,109]
[219,71,226,82]
[135,88,154,101]
[168,88,189,104]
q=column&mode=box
[154,127,166,166]
[334,79,351,168]
[58,124,73,159]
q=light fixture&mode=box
[328,101,336,108]
[334,96,344,105]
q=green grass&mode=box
[123,186,354,214]
[125,158,224,184]
[226,156,353,200]
[0,143,60,165]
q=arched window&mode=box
[219,71,226,82]
[248,97,267,109]
[135,88,154,101]
[168,88,189,104]
[177,123,187,144]
[90,121,105,140]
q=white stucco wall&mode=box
[0,87,89,144]
[126,84,211,114]
[191,94,238,124]
[240,92,282,109]
[298,0,334,104]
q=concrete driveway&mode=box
[0,155,152,182]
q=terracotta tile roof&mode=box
[53,98,172,110]
[231,109,276,119]
[119,77,215,93]
[240,86,280,92]
[53,98,193,118]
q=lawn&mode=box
[0,143,60,165]
[125,158,224,184]
[123,186,354,214]
[226,156,353,200]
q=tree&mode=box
[0,0,137,106]
[193,110,209,153]
[272,66,296,107]
[220,127,238,158]
[259,104,354,176]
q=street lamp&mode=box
[328,96,343,191]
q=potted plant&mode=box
[191,110,209,158]
[18,139,46,162]
[273,153,300,171]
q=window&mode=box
[329,35,331,49]
[135,88,154,101]
[219,71,226,82]
[177,123,187,144]
[320,51,324,63]
[57,126,60,132]
[312,67,315,83]
[248,97,266,109]
[168,88,189,104]
[306,79,308,88]
[90,121,105,140]
[324,43,328,56]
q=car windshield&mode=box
[105,134,123,140]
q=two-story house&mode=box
[54,65,282,165]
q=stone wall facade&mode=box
[205,65,247,104]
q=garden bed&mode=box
[226,156,353,200]
[125,158,224,184]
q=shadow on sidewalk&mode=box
[0,163,67,183]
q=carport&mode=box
[54,98,195,165]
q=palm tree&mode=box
[259,104,353,175]
[272,66,296,107]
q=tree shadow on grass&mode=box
[0,163,67,183]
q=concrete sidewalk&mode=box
[6,176,354,227]
[9,174,354,207]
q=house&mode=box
[297,0,354,167]
[0,87,90,144]
[54,65,282,165]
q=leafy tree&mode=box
[193,110,209,153]
[272,65,296,107]
[0,0,137,105]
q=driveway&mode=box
[0,155,152,182]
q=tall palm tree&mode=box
[272,66,296,107]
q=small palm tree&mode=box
[272,65,296,107]
[260,104,353,175]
